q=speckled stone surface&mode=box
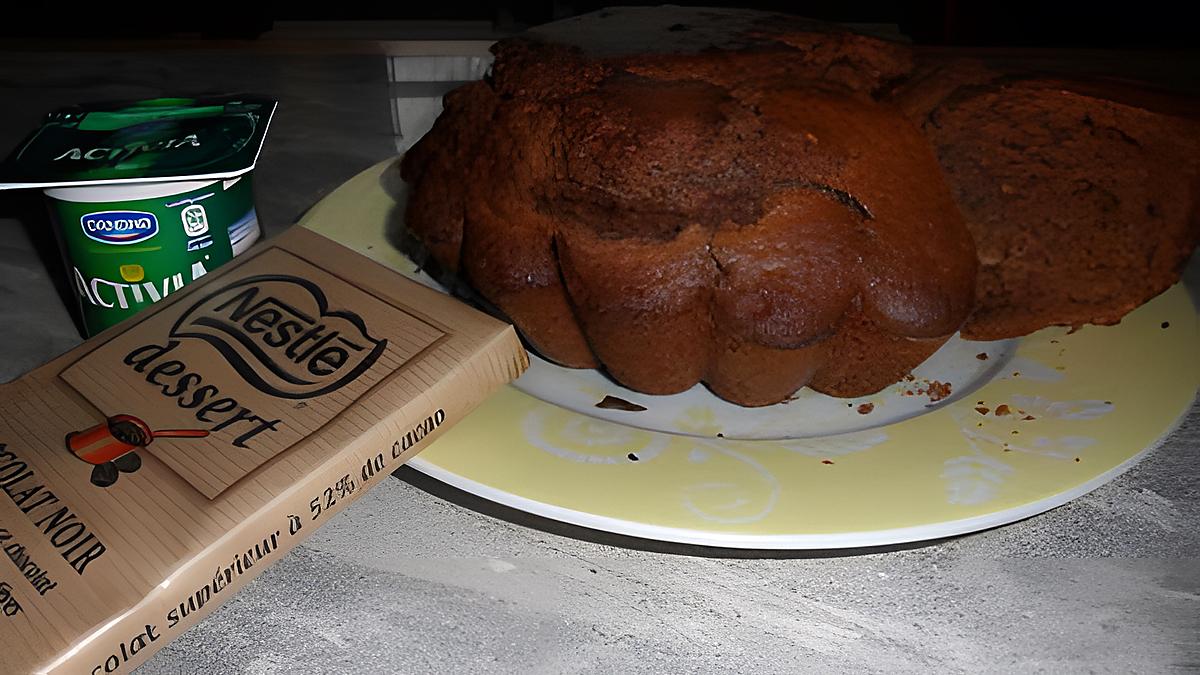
[0,36,1197,675]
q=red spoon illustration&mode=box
[147,429,211,440]
[66,414,210,487]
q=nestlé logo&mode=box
[80,210,160,245]
[170,274,387,399]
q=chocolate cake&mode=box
[401,30,977,406]
[894,61,1200,340]
[403,8,1200,406]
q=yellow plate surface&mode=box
[301,159,1199,549]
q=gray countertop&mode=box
[0,42,1197,674]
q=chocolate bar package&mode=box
[0,226,527,673]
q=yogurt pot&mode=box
[1,95,276,337]
[45,176,261,334]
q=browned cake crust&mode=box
[402,30,977,406]
[894,61,1200,340]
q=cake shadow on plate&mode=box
[1183,248,1200,314]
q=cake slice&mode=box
[894,62,1200,340]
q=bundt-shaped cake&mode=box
[401,30,978,407]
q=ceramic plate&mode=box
[299,158,1199,549]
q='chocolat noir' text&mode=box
[0,445,108,574]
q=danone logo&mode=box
[170,274,387,399]
[80,210,159,245]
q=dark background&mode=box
[1,1,1195,48]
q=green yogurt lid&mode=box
[0,95,277,190]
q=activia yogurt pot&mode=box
[45,176,261,334]
[1,95,276,336]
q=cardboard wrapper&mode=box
[0,226,528,673]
